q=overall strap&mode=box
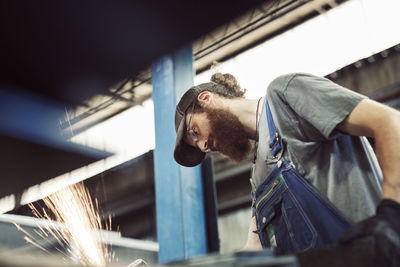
[266,100,282,157]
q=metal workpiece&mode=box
[166,250,298,267]
[166,237,387,267]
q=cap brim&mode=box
[174,116,205,167]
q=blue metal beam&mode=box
[151,45,207,264]
[0,88,112,199]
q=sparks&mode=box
[26,182,113,266]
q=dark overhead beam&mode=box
[0,0,266,105]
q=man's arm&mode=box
[338,98,400,266]
[337,98,400,202]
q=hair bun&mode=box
[211,73,246,98]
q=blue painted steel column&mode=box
[151,45,207,264]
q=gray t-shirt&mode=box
[252,73,382,223]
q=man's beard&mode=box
[204,107,252,163]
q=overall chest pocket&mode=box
[255,174,318,255]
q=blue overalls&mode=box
[254,100,351,255]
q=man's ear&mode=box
[197,91,215,107]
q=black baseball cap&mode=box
[174,82,225,167]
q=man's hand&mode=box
[339,199,400,266]
[241,216,263,251]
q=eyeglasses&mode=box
[186,100,211,153]
[186,100,199,143]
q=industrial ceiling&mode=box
[59,0,346,136]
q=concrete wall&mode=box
[217,207,252,253]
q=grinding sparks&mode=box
[26,182,113,266]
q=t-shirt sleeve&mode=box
[267,73,367,141]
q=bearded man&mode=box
[173,72,400,265]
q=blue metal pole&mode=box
[151,44,207,264]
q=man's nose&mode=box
[197,139,208,152]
